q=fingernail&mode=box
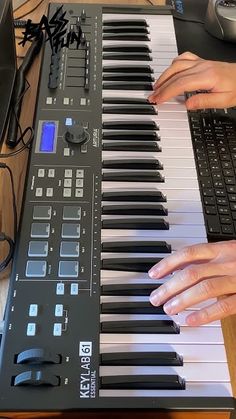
[163,300,177,315]
[149,290,163,306]
[148,268,160,278]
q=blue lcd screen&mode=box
[39,122,56,152]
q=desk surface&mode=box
[0,0,236,403]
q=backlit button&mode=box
[28,241,48,257]
[63,98,70,105]
[26,261,47,277]
[63,188,72,197]
[53,323,62,336]
[55,304,64,317]
[76,179,84,187]
[33,206,52,220]
[38,169,45,177]
[31,223,50,238]
[48,169,55,178]
[64,169,72,178]
[64,178,72,187]
[70,283,79,295]
[76,169,84,178]
[75,189,83,198]
[61,223,80,238]
[27,323,36,336]
[63,206,81,220]
[56,283,65,295]
[46,188,54,197]
[60,242,80,257]
[58,261,79,278]
[29,304,38,317]
[35,188,43,197]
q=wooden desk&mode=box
[0,0,235,417]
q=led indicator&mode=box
[65,118,73,126]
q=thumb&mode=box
[186,92,230,110]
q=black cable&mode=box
[14,19,28,28]
[0,163,18,272]
[0,127,34,158]
[0,233,14,272]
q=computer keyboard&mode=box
[189,106,236,241]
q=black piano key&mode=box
[103,53,151,61]
[103,74,154,82]
[103,81,153,90]
[102,171,164,182]
[103,98,150,104]
[101,257,163,272]
[103,104,156,114]
[100,375,185,390]
[101,301,165,315]
[102,159,163,170]
[100,320,180,334]
[103,65,153,73]
[103,26,149,34]
[101,240,171,253]
[101,283,162,296]
[102,218,169,230]
[100,351,183,366]
[103,34,150,42]
[103,19,148,26]
[102,142,160,152]
[102,130,160,141]
[102,121,158,130]
[103,45,151,53]
[102,190,167,202]
[102,204,168,216]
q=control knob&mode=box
[64,126,89,145]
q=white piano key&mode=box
[102,212,205,225]
[101,237,207,252]
[100,326,224,345]
[100,311,220,327]
[99,383,233,398]
[100,363,230,382]
[100,343,228,363]
[102,178,199,189]
[102,188,201,201]
[102,148,194,158]
[102,114,190,130]
[102,200,202,212]
[102,156,196,169]
[102,91,185,105]
[101,225,207,239]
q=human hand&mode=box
[148,241,236,325]
[148,51,236,110]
